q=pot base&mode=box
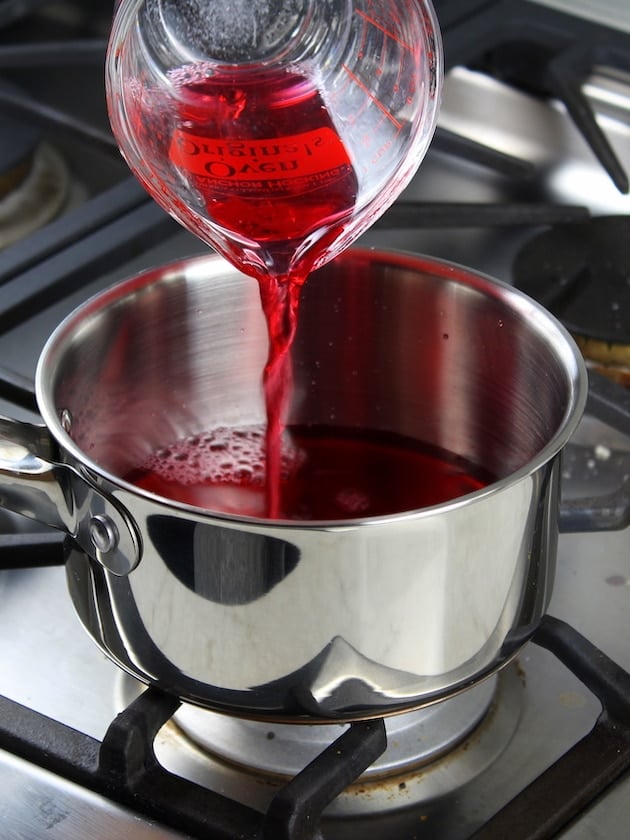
[117,664,523,816]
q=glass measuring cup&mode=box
[106,0,443,284]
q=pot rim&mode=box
[35,247,589,529]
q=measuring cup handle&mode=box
[0,415,141,575]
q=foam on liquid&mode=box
[134,425,300,517]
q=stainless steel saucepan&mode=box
[0,249,587,721]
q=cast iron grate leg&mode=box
[471,615,630,840]
[263,718,387,840]
[0,681,387,840]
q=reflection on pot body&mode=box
[2,250,584,720]
[131,478,535,677]
[65,462,554,717]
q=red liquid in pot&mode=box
[124,425,495,520]
[132,66,359,517]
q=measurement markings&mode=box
[342,64,402,130]
[355,10,413,50]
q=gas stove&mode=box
[0,2,629,839]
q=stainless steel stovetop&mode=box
[0,2,629,838]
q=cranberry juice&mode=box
[125,425,495,521]
[167,65,359,274]
[130,65,359,517]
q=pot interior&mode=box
[41,249,585,506]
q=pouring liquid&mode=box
[136,65,358,516]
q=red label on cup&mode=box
[169,127,352,188]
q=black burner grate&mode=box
[433,0,630,193]
[0,670,387,840]
[0,613,628,839]
[473,616,630,840]
[513,217,630,346]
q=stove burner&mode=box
[0,80,70,248]
[0,113,38,200]
[117,668,522,817]
[0,142,70,249]
[513,215,630,384]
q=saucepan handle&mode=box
[0,415,74,532]
[559,371,630,533]
[0,415,141,575]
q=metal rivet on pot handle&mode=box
[84,511,139,576]
[89,514,119,554]
[83,511,141,576]
[0,414,142,575]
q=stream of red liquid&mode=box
[127,66,494,519]
[165,66,359,515]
